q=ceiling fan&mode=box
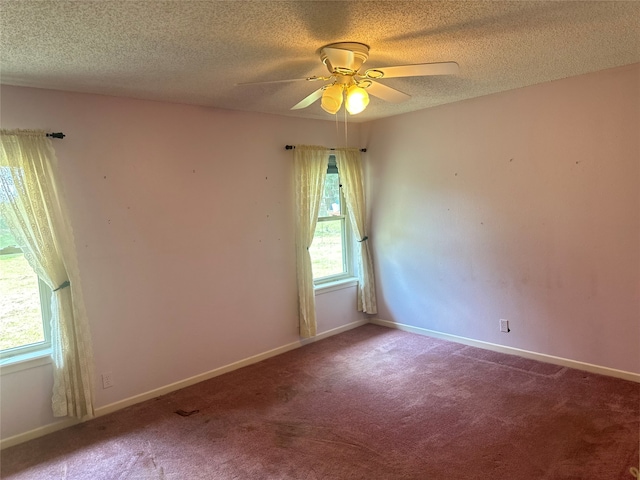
[237,42,459,115]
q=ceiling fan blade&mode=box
[365,62,459,79]
[366,81,410,104]
[322,47,355,70]
[235,78,308,86]
[291,87,324,110]
[235,76,329,86]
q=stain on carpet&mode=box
[276,385,298,402]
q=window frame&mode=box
[311,156,354,287]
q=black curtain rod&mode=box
[46,132,65,139]
[285,145,366,153]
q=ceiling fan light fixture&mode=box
[345,84,369,115]
[321,83,344,114]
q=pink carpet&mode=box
[2,324,639,479]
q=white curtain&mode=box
[0,129,95,419]
[335,148,377,314]
[294,146,329,338]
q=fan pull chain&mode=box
[344,104,348,147]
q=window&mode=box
[310,156,352,284]
[0,213,52,362]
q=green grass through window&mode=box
[0,253,45,351]
[310,219,344,279]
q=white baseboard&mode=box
[1,319,368,450]
[0,418,82,450]
[95,318,368,418]
[7,316,633,450]
[371,318,640,383]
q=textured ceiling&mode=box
[1,1,639,122]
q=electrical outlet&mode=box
[102,372,114,389]
[499,319,510,333]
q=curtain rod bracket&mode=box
[46,132,65,139]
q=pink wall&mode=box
[2,63,638,442]
[363,64,639,374]
[0,86,365,439]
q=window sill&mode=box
[0,349,52,375]
[314,277,358,295]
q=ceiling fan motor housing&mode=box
[320,42,370,75]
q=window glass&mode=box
[310,217,344,279]
[0,214,49,358]
[318,172,341,217]
[310,160,350,283]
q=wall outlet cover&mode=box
[101,372,114,389]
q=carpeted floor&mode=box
[2,324,639,479]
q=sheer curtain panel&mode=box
[335,148,377,314]
[0,129,95,419]
[294,146,329,338]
